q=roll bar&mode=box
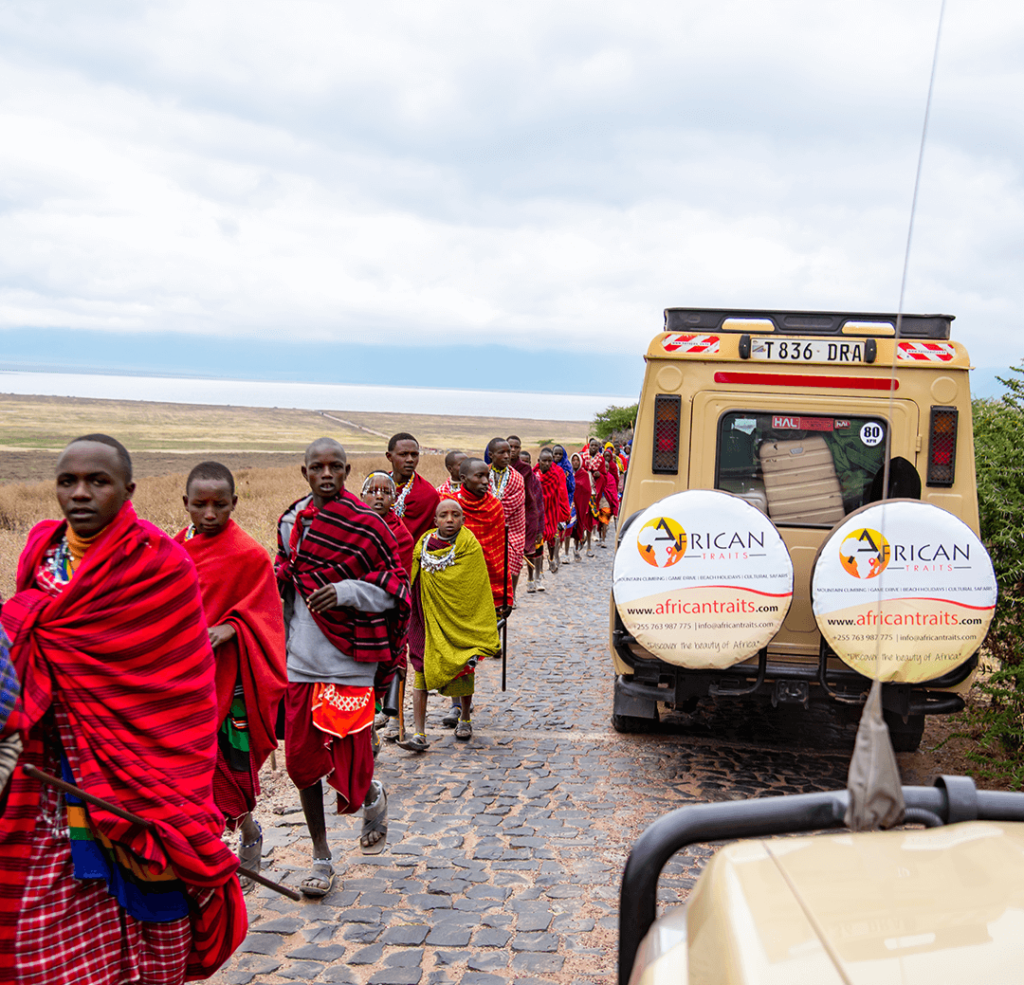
[618,776,1024,985]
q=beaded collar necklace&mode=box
[489,467,510,500]
[420,536,457,573]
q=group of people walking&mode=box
[0,428,627,984]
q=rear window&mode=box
[716,412,888,526]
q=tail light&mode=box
[652,395,681,474]
[926,406,957,486]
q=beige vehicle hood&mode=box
[674,822,1024,984]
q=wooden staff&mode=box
[396,673,406,744]
[22,763,302,901]
[501,523,509,692]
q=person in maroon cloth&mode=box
[507,435,543,596]
[276,439,409,897]
[0,434,245,984]
[174,461,288,893]
[386,432,441,544]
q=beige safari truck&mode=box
[611,307,983,750]
[619,776,1024,985]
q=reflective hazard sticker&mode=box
[897,341,956,362]
[662,333,720,355]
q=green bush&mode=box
[592,403,637,441]
[961,365,1024,783]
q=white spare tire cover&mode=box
[812,500,997,683]
[613,490,793,669]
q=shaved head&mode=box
[459,457,486,478]
[305,437,346,464]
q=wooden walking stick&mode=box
[22,763,302,901]
[501,523,509,692]
[396,673,407,744]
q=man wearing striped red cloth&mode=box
[0,435,245,985]
[486,438,526,599]
[535,447,572,575]
[277,439,410,897]
[507,435,543,594]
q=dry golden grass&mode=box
[0,392,589,457]
[0,454,450,600]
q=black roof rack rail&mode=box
[664,307,953,340]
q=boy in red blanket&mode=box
[174,461,288,893]
[0,434,245,985]
[276,439,409,897]
[535,447,572,578]
[386,432,441,544]
[454,458,511,613]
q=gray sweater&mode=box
[280,496,398,686]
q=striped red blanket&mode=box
[0,502,246,982]
[454,487,511,607]
[276,490,410,665]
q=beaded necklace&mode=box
[393,475,414,518]
[420,537,458,574]
[45,538,74,586]
[489,467,510,500]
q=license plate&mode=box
[750,338,867,364]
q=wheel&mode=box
[612,711,659,734]
[883,710,925,752]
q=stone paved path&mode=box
[213,540,861,985]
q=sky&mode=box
[0,1,1022,401]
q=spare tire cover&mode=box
[613,490,793,669]
[811,500,997,683]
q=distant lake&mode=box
[0,371,635,421]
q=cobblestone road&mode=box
[213,541,861,985]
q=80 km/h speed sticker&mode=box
[812,500,997,683]
[613,490,794,669]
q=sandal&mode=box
[300,857,334,897]
[237,820,262,894]
[397,732,430,753]
[360,781,388,855]
[455,718,472,741]
[441,705,460,728]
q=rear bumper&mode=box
[612,631,976,718]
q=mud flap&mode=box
[613,676,659,720]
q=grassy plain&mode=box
[0,389,589,597]
[0,454,452,600]
[0,392,588,462]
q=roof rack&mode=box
[664,308,953,340]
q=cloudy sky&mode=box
[0,0,1021,398]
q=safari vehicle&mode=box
[611,308,985,750]
[618,776,1024,985]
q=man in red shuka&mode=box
[535,447,571,576]
[387,432,441,544]
[0,434,245,985]
[174,461,288,893]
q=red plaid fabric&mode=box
[276,490,410,665]
[490,467,525,577]
[13,714,191,985]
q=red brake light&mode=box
[927,407,957,486]
[652,395,681,474]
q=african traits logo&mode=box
[637,517,687,568]
[840,528,890,579]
